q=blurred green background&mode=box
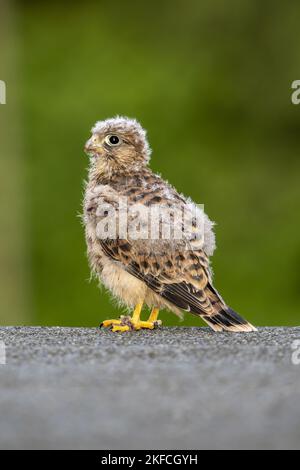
[0,0,299,326]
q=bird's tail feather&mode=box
[201,306,257,332]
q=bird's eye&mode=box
[105,135,121,146]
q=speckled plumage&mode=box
[83,116,256,332]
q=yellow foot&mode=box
[131,319,162,331]
[100,316,162,333]
[101,319,121,328]
[100,318,127,332]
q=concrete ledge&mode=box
[0,326,299,449]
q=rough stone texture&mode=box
[0,326,299,450]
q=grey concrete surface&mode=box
[0,326,299,450]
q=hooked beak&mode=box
[84,138,102,157]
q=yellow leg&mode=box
[148,307,160,323]
[112,302,144,332]
[135,307,161,330]
[101,304,162,333]
[130,306,161,330]
[132,302,143,323]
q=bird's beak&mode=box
[84,138,101,157]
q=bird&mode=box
[83,116,256,333]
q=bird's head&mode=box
[85,116,151,177]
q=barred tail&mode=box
[201,306,257,332]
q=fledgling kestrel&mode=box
[83,116,256,333]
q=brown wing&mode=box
[100,237,256,332]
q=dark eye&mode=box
[109,135,119,145]
[105,135,121,146]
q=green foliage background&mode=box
[1,0,299,326]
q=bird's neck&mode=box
[88,160,150,185]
